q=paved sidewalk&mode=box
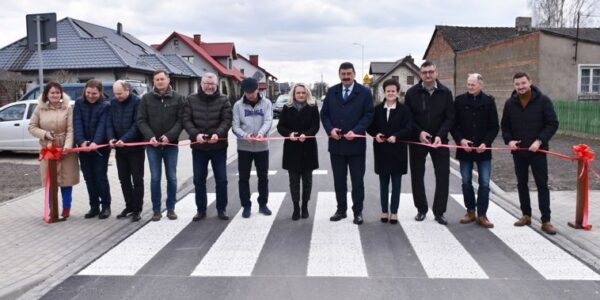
[0,138,239,300]
[450,159,600,272]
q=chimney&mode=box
[249,55,259,66]
[117,22,123,36]
[193,34,201,45]
[516,17,532,34]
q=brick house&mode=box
[423,17,600,109]
[369,55,420,103]
[0,18,202,100]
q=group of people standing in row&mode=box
[28,60,559,235]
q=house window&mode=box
[392,76,399,82]
[407,76,415,85]
[182,56,194,64]
[227,58,232,69]
[173,39,179,46]
[580,66,600,94]
[240,68,245,75]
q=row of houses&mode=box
[370,17,600,109]
[0,17,278,104]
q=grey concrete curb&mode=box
[449,158,600,273]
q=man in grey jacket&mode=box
[137,70,185,222]
[232,78,273,218]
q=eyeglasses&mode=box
[420,70,435,75]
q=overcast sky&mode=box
[0,0,532,85]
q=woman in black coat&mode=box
[367,79,412,224]
[277,83,320,220]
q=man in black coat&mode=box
[183,72,232,222]
[451,74,499,228]
[107,80,144,222]
[404,61,454,225]
[501,72,559,235]
[321,62,374,225]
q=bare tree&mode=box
[0,70,27,103]
[49,70,76,84]
[529,0,599,27]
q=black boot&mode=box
[292,202,300,221]
[301,200,309,219]
[84,208,100,219]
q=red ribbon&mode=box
[571,144,595,230]
[39,145,64,161]
[39,145,63,224]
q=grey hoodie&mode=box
[232,96,273,152]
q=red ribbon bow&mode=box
[572,144,595,164]
[39,146,64,161]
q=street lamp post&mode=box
[352,42,364,79]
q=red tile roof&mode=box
[154,32,244,81]
[201,43,236,58]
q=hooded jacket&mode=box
[232,95,273,152]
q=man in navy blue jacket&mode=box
[321,62,374,225]
[107,80,144,222]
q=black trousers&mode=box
[288,169,313,203]
[115,149,145,213]
[409,144,449,216]
[513,153,551,222]
[330,153,365,216]
[238,150,269,208]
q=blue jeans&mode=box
[459,159,491,216]
[238,150,269,208]
[147,146,178,212]
[193,148,228,213]
[379,173,402,214]
[60,186,73,209]
[79,148,111,209]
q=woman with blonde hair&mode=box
[277,83,320,220]
[29,81,80,219]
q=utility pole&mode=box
[352,42,364,78]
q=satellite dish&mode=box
[252,71,264,81]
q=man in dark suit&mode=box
[321,62,374,225]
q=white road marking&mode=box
[78,193,211,276]
[312,170,328,175]
[307,192,368,277]
[399,193,488,279]
[451,194,600,280]
[191,192,285,277]
[236,170,278,176]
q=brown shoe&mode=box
[477,216,494,228]
[459,210,477,224]
[513,215,531,226]
[541,222,557,235]
[167,210,178,220]
[151,211,162,222]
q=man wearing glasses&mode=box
[404,61,455,225]
[183,73,233,221]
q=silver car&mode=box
[0,100,42,151]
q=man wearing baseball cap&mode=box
[232,78,273,218]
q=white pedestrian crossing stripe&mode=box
[236,170,278,176]
[79,193,214,276]
[307,192,368,277]
[77,191,600,280]
[451,194,600,281]
[399,193,488,279]
[191,192,285,276]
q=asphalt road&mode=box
[42,127,600,300]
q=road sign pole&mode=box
[36,15,44,88]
